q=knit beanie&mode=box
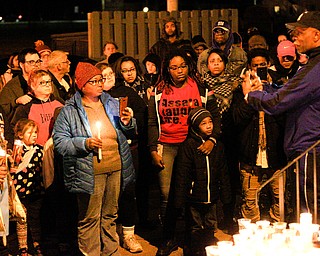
[188,107,212,130]
[108,52,124,66]
[142,53,161,71]
[75,62,102,90]
[191,35,208,49]
[34,40,51,54]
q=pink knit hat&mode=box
[75,62,102,90]
[277,40,296,57]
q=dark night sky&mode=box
[1,0,244,21]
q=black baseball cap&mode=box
[286,11,320,31]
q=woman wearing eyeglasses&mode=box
[53,62,136,255]
[148,48,221,255]
[107,56,149,252]
[10,69,64,147]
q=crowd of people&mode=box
[0,10,319,256]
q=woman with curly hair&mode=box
[148,48,221,255]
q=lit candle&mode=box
[96,122,102,160]
[300,213,312,225]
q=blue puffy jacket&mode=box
[53,91,136,194]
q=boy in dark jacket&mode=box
[175,107,231,256]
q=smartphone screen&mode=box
[119,96,128,117]
[257,67,268,81]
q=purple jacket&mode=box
[247,46,320,159]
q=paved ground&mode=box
[5,182,232,256]
[118,229,231,256]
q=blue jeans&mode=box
[77,171,121,256]
[158,143,180,218]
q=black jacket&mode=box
[49,71,74,101]
[269,60,299,87]
[232,86,287,170]
[149,37,192,62]
[108,82,148,145]
[175,133,231,208]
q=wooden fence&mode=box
[88,9,238,62]
[51,31,88,57]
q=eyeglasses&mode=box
[168,65,188,71]
[251,62,268,68]
[121,68,136,74]
[25,59,42,66]
[281,55,295,62]
[39,80,52,87]
[213,29,228,35]
[87,78,106,86]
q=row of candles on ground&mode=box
[206,213,320,256]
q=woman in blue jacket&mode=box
[53,62,136,255]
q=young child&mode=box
[10,119,44,256]
[174,107,232,256]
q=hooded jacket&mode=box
[197,28,247,76]
[53,91,136,194]
[149,17,191,62]
[269,59,299,87]
[174,116,231,208]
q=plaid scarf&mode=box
[203,72,242,114]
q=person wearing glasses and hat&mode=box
[197,20,247,77]
[53,62,137,255]
[242,11,320,220]
[269,40,299,87]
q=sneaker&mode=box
[123,234,143,253]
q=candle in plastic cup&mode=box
[233,234,249,246]
[273,222,287,233]
[238,218,251,230]
[256,220,270,230]
[300,213,312,225]
[205,245,220,256]
[217,241,233,256]
[12,139,23,167]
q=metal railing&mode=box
[255,140,320,223]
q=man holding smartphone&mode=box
[242,11,320,218]
[233,48,287,222]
